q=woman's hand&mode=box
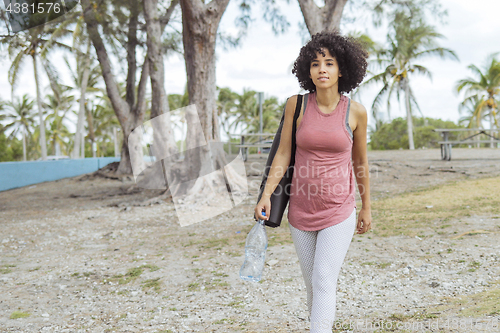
[356,207,372,234]
[254,196,271,221]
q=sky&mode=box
[209,0,500,127]
[1,0,500,140]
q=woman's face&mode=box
[309,48,342,90]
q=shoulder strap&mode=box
[291,94,303,166]
[302,93,309,115]
[345,97,353,139]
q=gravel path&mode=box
[1,148,499,332]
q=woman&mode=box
[254,31,372,332]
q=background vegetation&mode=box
[0,0,498,163]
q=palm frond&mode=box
[413,47,458,62]
[408,85,424,119]
[371,82,389,120]
[7,50,26,98]
[412,64,432,80]
[40,13,77,57]
[386,78,400,119]
[41,58,62,102]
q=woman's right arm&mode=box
[254,95,298,221]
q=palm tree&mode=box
[246,96,281,134]
[455,53,500,148]
[64,50,102,158]
[457,95,490,148]
[46,110,72,156]
[67,11,97,159]
[216,87,239,143]
[167,88,191,153]
[363,14,458,150]
[1,15,75,160]
[2,94,37,161]
[44,85,75,156]
[0,98,5,122]
[85,97,120,157]
[81,85,123,158]
[234,89,258,134]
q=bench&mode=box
[434,129,500,160]
[231,133,275,161]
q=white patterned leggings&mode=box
[288,208,357,333]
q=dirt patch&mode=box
[0,148,499,332]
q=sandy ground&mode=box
[1,148,500,332]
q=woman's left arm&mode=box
[351,101,372,234]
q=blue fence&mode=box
[0,157,121,192]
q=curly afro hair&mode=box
[292,31,368,94]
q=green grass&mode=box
[1,264,16,274]
[362,261,392,269]
[388,311,439,321]
[468,261,481,272]
[204,279,230,291]
[213,318,235,324]
[141,277,161,293]
[187,282,199,291]
[212,271,228,277]
[183,237,231,250]
[112,264,160,285]
[378,262,392,269]
[227,300,244,308]
[371,176,500,237]
[10,311,30,319]
[431,287,500,317]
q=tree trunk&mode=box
[404,78,415,150]
[22,126,26,161]
[496,109,500,148]
[73,39,92,159]
[175,0,248,224]
[114,127,119,157]
[32,52,47,160]
[179,0,230,195]
[489,107,494,148]
[139,0,180,190]
[86,106,95,157]
[476,129,480,148]
[297,0,348,35]
[81,132,85,157]
[82,0,148,175]
[144,0,179,159]
[55,141,61,156]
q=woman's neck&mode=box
[315,87,341,110]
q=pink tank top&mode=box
[287,92,356,231]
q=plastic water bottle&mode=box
[239,212,268,282]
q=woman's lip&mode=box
[318,77,329,81]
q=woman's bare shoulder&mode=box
[350,100,367,117]
[287,94,299,105]
[284,95,300,115]
[349,100,367,132]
